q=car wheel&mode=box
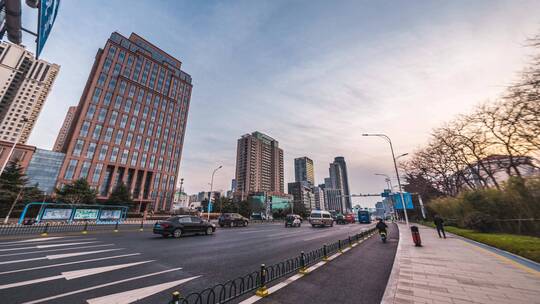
[219,224,224,228]
[173,229,183,238]
[206,227,213,235]
[311,224,316,228]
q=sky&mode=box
[19,0,540,207]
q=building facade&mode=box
[294,156,314,185]
[312,186,325,210]
[26,148,65,193]
[56,32,192,212]
[0,139,35,172]
[324,188,344,212]
[235,131,284,198]
[333,157,351,210]
[53,106,76,152]
[0,42,59,143]
[288,181,315,211]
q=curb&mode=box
[380,223,401,304]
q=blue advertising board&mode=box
[392,192,414,210]
[37,0,61,58]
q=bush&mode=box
[463,211,495,232]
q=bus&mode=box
[358,210,371,224]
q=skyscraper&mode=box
[0,42,59,143]
[235,131,284,197]
[330,156,351,210]
[56,32,192,212]
[53,106,76,152]
[294,156,314,185]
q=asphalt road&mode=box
[0,221,377,304]
[258,223,399,304]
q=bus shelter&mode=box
[18,202,129,224]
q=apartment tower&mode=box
[53,106,76,152]
[56,32,192,212]
[235,131,284,197]
[294,156,314,186]
[0,42,59,143]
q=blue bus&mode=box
[358,210,371,224]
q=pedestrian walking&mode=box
[434,214,446,238]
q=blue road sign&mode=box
[37,0,61,58]
[393,192,414,209]
[208,202,213,212]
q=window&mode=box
[120,149,129,165]
[86,104,96,119]
[128,86,135,98]
[73,139,84,157]
[107,77,117,90]
[135,135,142,149]
[103,91,112,106]
[158,157,163,170]
[138,120,146,133]
[144,138,150,151]
[79,161,91,179]
[151,109,157,121]
[97,108,107,123]
[97,73,107,87]
[110,147,119,162]
[119,80,127,95]
[103,58,112,73]
[133,102,141,116]
[119,115,128,128]
[113,63,122,76]
[80,121,90,137]
[130,151,139,166]
[64,159,78,180]
[129,117,136,131]
[109,111,118,125]
[133,59,142,80]
[104,127,113,142]
[92,163,103,183]
[114,95,122,109]
[149,154,155,168]
[92,124,102,140]
[140,153,147,167]
[147,122,154,136]
[125,132,133,148]
[108,45,116,58]
[98,145,108,161]
[118,50,125,63]
[115,130,124,145]
[124,99,132,112]
[152,140,158,153]
[156,125,161,138]
[142,106,149,119]
[86,142,97,159]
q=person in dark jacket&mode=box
[434,215,446,238]
[376,219,388,233]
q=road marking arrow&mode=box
[86,276,201,304]
[0,260,153,290]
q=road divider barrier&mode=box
[168,226,378,304]
[0,220,160,236]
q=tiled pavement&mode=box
[382,223,540,304]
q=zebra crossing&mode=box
[0,236,201,304]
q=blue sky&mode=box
[20,1,540,207]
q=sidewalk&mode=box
[382,223,540,304]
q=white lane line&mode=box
[86,275,201,304]
[0,242,99,252]
[0,244,113,257]
[0,238,96,248]
[266,232,299,238]
[0,249,123,265]
[238,230,265,234]
[0,253,141,275]
[0,260,153,290]
[22,267,183,304]
[0,237,65,245]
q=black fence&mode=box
[169,227,378,304]
[0,220,158,236]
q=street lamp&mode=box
[0,117,29,176]
[207,165,223,220]
[363,133,409,227]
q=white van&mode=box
[309,210,334,227]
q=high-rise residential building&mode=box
[288,181,315,211]
[334,156,351,210]
[0,42,59,143]
[294,156,314,185]
[235,131,284,197]
[53,106,77,152]
[312,186,325,210]
[324,188,343,212]
[56,32,192,212]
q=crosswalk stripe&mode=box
[0,242,99,252]
[0,237,66,246]
[86,275,201,304]
[0,244,113,257]
[0,260,153,290]
[0,249,123,265]
[22,267,183,304]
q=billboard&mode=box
[37,0,61,57]
[392,192,414,210]
[42,208,71,220]
[74,209,99,220]
[99,210,122,220]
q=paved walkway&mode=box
[382,223,540,304]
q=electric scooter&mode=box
[380,230,387,243]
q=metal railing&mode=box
[0,220,158,236]
[169,227,377,304]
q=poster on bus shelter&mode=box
[74,209,99,220]
[42,208,72,220]
[99,210,122,220]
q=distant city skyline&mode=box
[16,1,540,207]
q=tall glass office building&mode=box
[26,148,65,193]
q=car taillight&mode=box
[160,223,170,228]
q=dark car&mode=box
[218,213,249,227]
[285,214,302,227]
[153,215,216,238]
[336,214,347,225]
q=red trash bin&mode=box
[411,225,422,247]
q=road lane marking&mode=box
[0,238,95,248]
[0,237,66,245]
[0,261,153,290]
[238,230,266,234]
[0,244,114,257]
[22,267,184,304]
[86,275,201,304]
[0,241,99,252]
[0,253,141,275]
[0,249,123,265]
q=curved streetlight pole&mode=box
[363,133,409,227]
[207,165,223,220]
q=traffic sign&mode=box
[37,0,61,58]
